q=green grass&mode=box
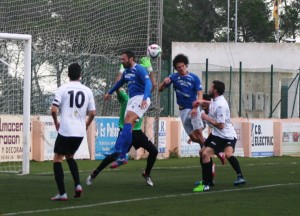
[1,157,300,216]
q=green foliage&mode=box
[280,0,300,41]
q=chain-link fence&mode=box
[159,60,300,119]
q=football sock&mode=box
[114,123,132,152]
[202,160,213,185]
[228,156,243,176]
[144,140,158,175]
[53,162,65,195]
[67,158,80,187]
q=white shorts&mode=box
[125,95,151,118]
[179,108,204,136]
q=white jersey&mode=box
[52,81,96,137]
[209,95,236,140]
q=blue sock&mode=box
[114,123,132,153]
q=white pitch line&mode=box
[34,161,299,175]
[3,182,300,216]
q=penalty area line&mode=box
[3,182,300,216]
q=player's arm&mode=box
[149,72,157,92]
[86,110,96,130]
[104,76,125,100]
[51,91,61,131]
[50,104,60,131]
[86,91,96,130]
[201,107,225,129]
[191,90,203,117]
[158,76,171,92]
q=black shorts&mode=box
[54,133,83,155]
[204,133,236,154]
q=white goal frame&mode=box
[0,33,32,174]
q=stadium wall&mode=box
[1,115,298,163]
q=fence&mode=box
[159,59,300,119]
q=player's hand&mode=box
[140,57,153,73]
[140,100,148,109]
[104,93,111,101]
[163,77,171,85]
[192,100,201,108]
[191,108,198,117]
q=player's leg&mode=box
[65,137,83,198]
[133,130,158,186]
[110,129,129,169]
[224,139,246,185]
[51,134,68,201]
[86,152,120,185]
[193,146,215,192]
[134,131,158,175]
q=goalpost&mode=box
[0,33,31,174]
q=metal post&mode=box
[205,58,208,93]
[270,65,273,118]
[235,0,238,43]
[227,0,230,43]
[229,66,232,108]
[239,62,242,117]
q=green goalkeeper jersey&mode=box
[117,90,143,130]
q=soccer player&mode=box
[109,88,158,186]
[110,56,157,169]
[86,50,152,186]
[117,56,157,91]
[158,54,205,147]
[193,80,246,192]
[50,63,96,201]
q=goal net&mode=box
[0,0,162,172]
[0,33,31,174]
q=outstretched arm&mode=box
[158,77,171,92]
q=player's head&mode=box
[68,63,81,81]
[209,80,225,98]
[173,54,189,75]
[121,50,135,69]
[201,94,211,112]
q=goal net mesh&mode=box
[0,0,162,172]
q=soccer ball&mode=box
[147,44,162,58]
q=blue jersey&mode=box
[109,64,152,100]
[166,72,202,109]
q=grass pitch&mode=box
[0,157,300,216]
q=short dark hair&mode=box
[172,54,189,68]
[212,80,225,95]
[203,94,212,101]
[121,50,135,60]
[68,63,81,80]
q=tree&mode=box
[280,0,300,41]
[163,0,223,59]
